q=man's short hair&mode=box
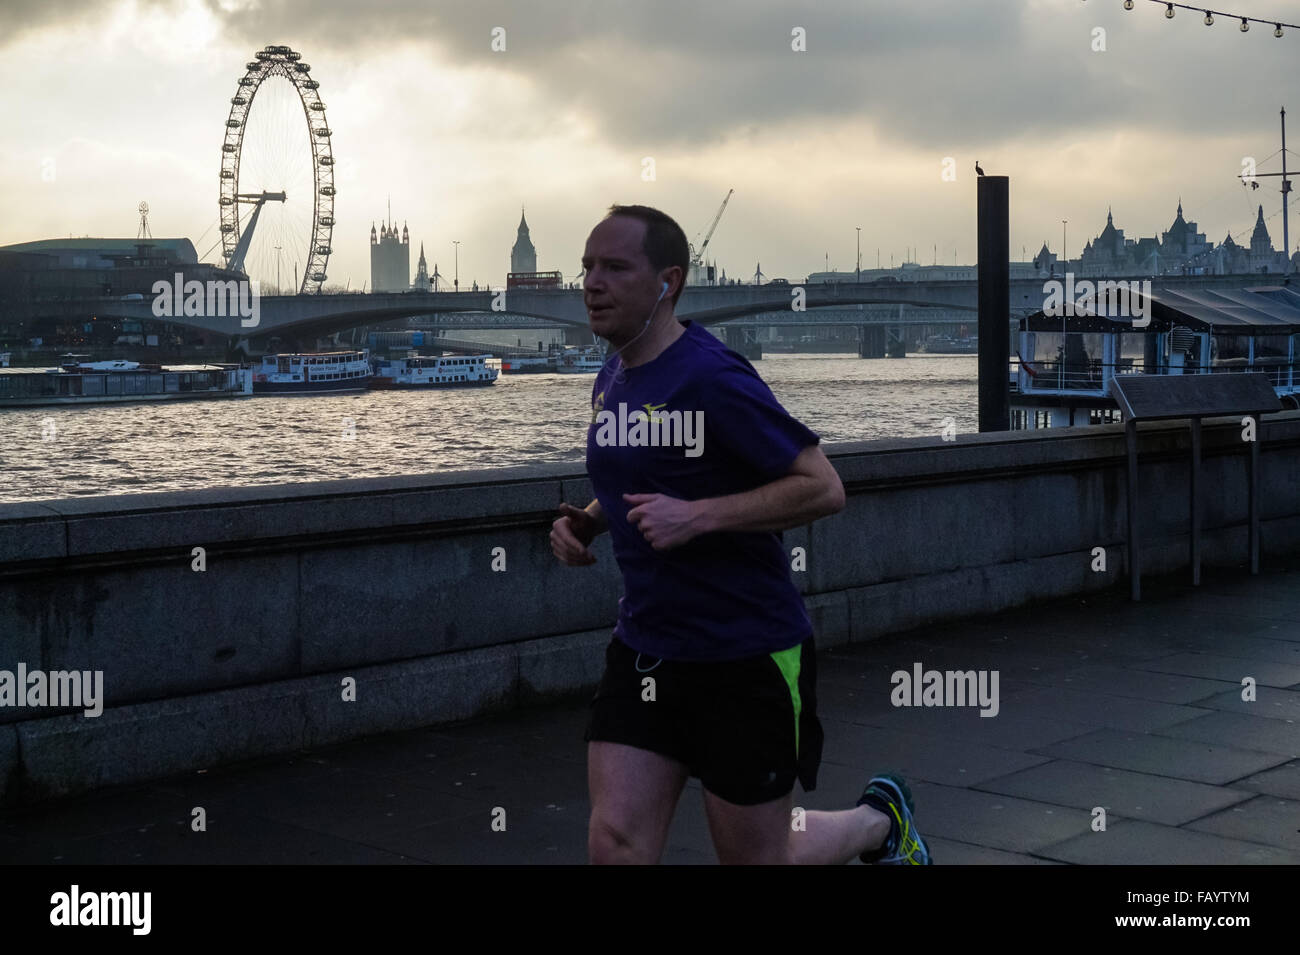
[603,204,690,306]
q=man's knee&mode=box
[588,812,660,865]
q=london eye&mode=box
[219,45,334,295]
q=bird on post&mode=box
[975,161,985,177]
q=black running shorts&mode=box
[584,634,824,806]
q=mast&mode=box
[1282,108,1291,274]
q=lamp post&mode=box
[1062,220,1068,272]
[856,227,861,282]
[453,241,460,293]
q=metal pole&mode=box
[1190,417,1202,586]
[1126,418,1141,601]
[856,227,861,283]
[1282,108,1291,275]
[1249,414,1261,574]
[977,175,1010,432]
[453,241,460,292]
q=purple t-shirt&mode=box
[586,320,821,662]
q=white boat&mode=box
[555,345,604,374]
[252,350,372,394]
[369,352,499,389]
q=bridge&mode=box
[14,272,1285,358]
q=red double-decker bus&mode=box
[506,270,564,290]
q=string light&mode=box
[1106,1,1299,34]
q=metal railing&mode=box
[1019,358,1298,396]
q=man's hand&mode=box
[551,502,603,566]
[623,492,704,551]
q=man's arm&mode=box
[695,444,844,534]
[622,445,844,550]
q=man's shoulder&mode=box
[679,321,759,378]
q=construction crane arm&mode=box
[693,188,733,264]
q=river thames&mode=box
[0,354,978,503]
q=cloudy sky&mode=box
[1,0,1297,292]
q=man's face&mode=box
[582,216,661,344]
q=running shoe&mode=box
[857,772,933,865]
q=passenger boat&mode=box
[0,356,252,407]
[498,343,605,374]
[252,350,371,394]
[1012,285,1300,429]
[368,352,499,389]
[554,345,604,373]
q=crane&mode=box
[691,188,733,267]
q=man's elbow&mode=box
[821,471,846,516]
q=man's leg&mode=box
[702,788,891,865]
[588,741,689,864]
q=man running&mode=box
[550,204,932,865]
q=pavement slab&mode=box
[1031,728,1290,785]
[1184,794,1300,852]
[1234,760,1300,800]
[972,759,1255,826]
[1038,817,1300,865]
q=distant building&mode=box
[510,207,537,275]
[412,243,429,290]
[1074,199,1291,276]
[0,237,198,269]
[0,237,241,349]
[370,217,409,292]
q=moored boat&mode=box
[1012,285,1300,428]
[0,356,252,407]
[252,350,371,394]
[368,352,499,389]
[555,345,604,373]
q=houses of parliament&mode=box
[1035,200,1298,277]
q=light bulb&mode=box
[1203,11,1213,25]
[1123,0,1133,10]
[1240,17,1249,32]
[1275,23,1284,38]
[1165,3,1175,18]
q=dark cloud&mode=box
[8,1,1297,160]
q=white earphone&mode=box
[602,280,671,379]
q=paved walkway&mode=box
[4,560,1299,864]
